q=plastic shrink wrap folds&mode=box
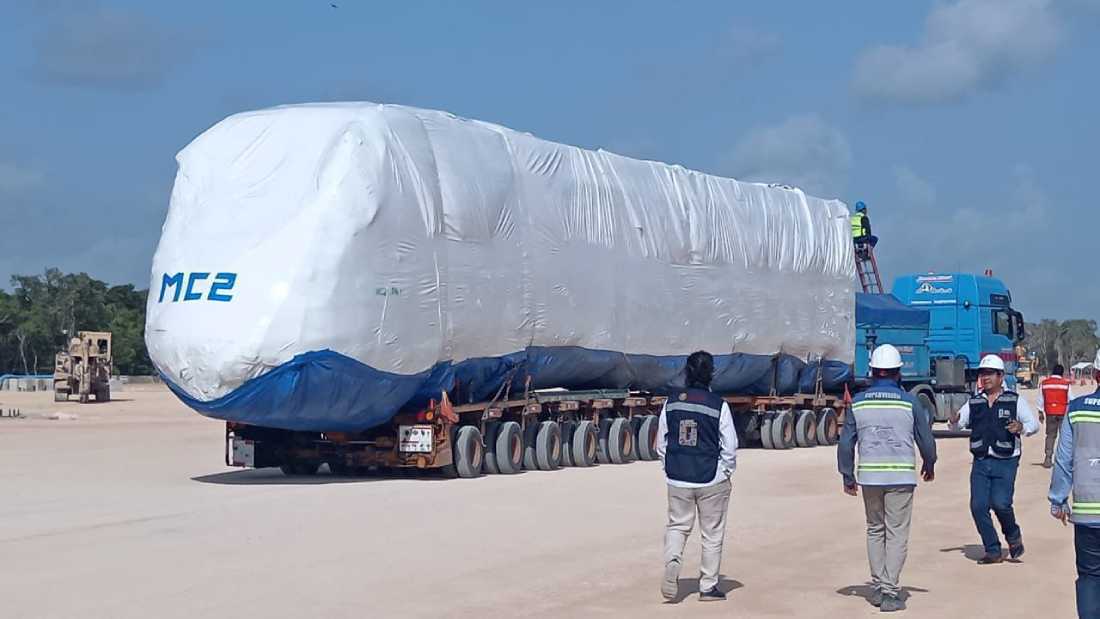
[146,103,856,431]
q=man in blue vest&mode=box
[951,354,1040,564]
[839,344,937,612]
[657,350,738,602]
[1049,350,1100,619]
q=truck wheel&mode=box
[482,422,502,474]
[495,421,523,474]
[559,420,576,466]
[597,418,614,464]
[770,410,795,450]
[760,416,774,449]
[637,415,659,460]
[608,418,634,464]
[453,425,483,478]
[535,421,562,471]
[572,420,598,467]
[522,421,540,471]
[816,409,839,446]
[795,410,818,447]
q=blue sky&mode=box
[1,0,1097,324]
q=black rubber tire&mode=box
[328,460,349,476]
[760,416,775,449]
[453,425,483,478]
[770,410,795,450]
[535,421,562,471]
[597,418,614,464]
[816,408,839,446]
[608,417,634,464]
[495,421,523,474]
[572,420,598,467]
[795,409,818,448]
[522,421,540,471]
[637,415,659,460]
[281,461,318,476]
[482,421,502,474]
[559,420,577,466]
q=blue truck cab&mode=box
[854,273,1026,423]
[891,273,1025,378]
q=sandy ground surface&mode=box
[0,384,1089,618]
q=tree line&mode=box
[1023,319,1100,372]
[0,269,154,376]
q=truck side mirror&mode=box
[1014,312,1026,341]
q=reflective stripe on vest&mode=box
[1042,377,1072,415]
[851,214,863,238]
[1070,400,1100,525]
[852,391,917,486]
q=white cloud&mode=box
[722,26,781,64]
[0,162,44,193]
[725,114,851,198]
[893,165,936,207]
[852,0,1061,104]
[33,4,201,91]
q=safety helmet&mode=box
[870,344,903,370]
[855,201,867,212]
[978,354,1006,372]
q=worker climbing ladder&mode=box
[854,240,883,294]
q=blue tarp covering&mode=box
[856,293,930,329]
[168,346,851,432]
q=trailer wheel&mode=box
[597,418,614,464]
[452,425,483,479]
[535,421,562,471]
[522,421,540,471]
[482,421,502,474]
[572,420,598,467]
[559,420,577,466]
[770,410,795,450]
[795,410,818,448]
[608,418,634,464]
[495,421,523,474]
[816,409,839,446]
[636,415,660,461]
[759,415,774,449]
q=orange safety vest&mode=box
[1041,375,1072,415]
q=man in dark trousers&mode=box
[839,344,937,612]
[657,351,738,602]
[951,354,1040,564]
[1040,364,1073,468]
[1049,350,1100,618]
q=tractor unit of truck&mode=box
[855,272,1027,424]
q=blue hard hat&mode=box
[855,201,867,212]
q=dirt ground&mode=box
[0,384,1086,618]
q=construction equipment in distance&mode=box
[54,331,113,403]
[1014,344,1039,388]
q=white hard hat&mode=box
[870,344,903,370]
[979,354,1006,372]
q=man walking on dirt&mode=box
[657,350,738,602]
[838,344,937,612]
[1048,351,1100,618]
[1040,364,1072,468]
[951,354,1040,564]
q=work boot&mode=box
[869,588,884,607]
[1009,538,1025,560]
[880,594,906,612]
[977,553,1004,565]
[661,560,681,601]
[699,586,726,602]
[1043,455,1053,469]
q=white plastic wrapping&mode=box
[146,102,856,402]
